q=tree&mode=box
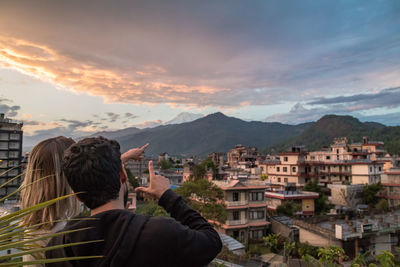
[362,182,383,208]
[369,251,395,267]
[135,200,169,217]
[263,233,281,253]
[175,179,226,224]
[259,174,268,181]
[303,181,332,214]
[276,201,301,217]
[158,159,173,170]
[317,246,347,266]
[125,167,139,189]
[375,199,389,212]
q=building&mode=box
[273,213,400,260]
[262,147,308,187]
[380,168,400,208]
[124,157,152,185]
[212,180,269,244]
[328,184,364,211]
[265,183,319,216]
[0,114,23,200]
[227,145,258,169]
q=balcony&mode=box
[225,200,248,207]
[225,219,248,226]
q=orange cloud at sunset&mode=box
[0,35,226,107]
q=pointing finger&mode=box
[140,143,149,151]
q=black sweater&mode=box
[45,189,222,267]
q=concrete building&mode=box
[380,168,400,208]
[273,213,400,259]
[328,184,364,210]
[0,114,23,200]
[265,183,319,216]
[213,180,269,244]
[227,145,258,169]
[124,157,151,185]
[262,147,308,187]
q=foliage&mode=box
[296,242,319,258]
[276,201,301,217]
[283,241,295,262]
[362,182,383,208]
[263,233,282,253]
[375,199,389,212]
[267,114,400,155]
[370,251,396,267]
[174,179,226,224]
[350,250,371,267]
[135,200,169,217]
[0,169,102,265]
[317,246,347,266]
[125,167,139,189]
[303,181,332,214]
[258,174,268,181]
[158,159,173,170]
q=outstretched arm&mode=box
[136,161,222,266]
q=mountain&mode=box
[87,126,141,140]
[269,115,400,155]
[116,112,310,156]
[165,112,204,125]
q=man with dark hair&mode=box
[46,137,222,267]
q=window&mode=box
[283,167,287,172]
[379,167,382,172]
[283,157,288,162]
[9,142,19,149]
[284,178,288,183]
[0,133,8,141]
[8,151,19,158]
[337,155,339,160]
[390,187,394,193]
[277,167,280,172]
[249,210,264,220]
[0,142,7,149]
[326,156,331,160]
[370,167,373,172]
[250,230,264,239]
[9,133,20,140]
[232,192,239,201]
[292,167,296,172]
[0,151,8,159]
[278,177,281,182]
[336,149,339,154]
[7,160,19,167]
[233,211,239,220]
[251,192,264,201]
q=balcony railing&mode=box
[225,200,248,207]
[226,219,248,226]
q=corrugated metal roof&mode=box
[218,233,245,251]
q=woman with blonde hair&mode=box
[20,136,79,265]
[20,136,148,265]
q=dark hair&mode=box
[62,136,122,209]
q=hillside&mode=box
[114,112,310,156]
[268,115,400,155]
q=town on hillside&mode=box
[1,113,400,266]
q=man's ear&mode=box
[120,164,127,183]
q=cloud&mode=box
[124,112,137,119]
[264,103,337,124]
[308,87,400,111]
[0,1,399,108]
[0,97,21,117]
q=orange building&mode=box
[212,180,270,244]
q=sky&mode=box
[0,0,400,144]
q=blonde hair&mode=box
[20,136,80,230]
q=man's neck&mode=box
[90,199,124,216]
